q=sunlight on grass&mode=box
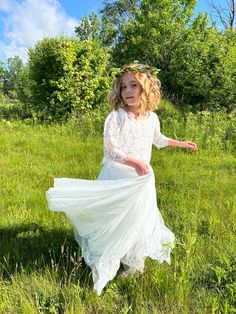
[0,119,235,313]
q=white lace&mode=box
[103,108,169,164]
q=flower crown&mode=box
[116,62,160,78]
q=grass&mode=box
[0,118,235,313]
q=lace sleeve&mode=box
[104,111,127,163]
[153,114,169,149]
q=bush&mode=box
[28,37,111,122]
[77,103,110,138]
[160,110,236,153]
[0,98,32,120]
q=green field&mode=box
[0,117,235,313]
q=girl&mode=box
[46,63,197,295]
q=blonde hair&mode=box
[108,63,161,112]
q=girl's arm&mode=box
[167,139,197,150]
[104,111,127,163]
[153,114,197,151]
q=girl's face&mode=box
[121,72,142,110]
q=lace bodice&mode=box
[103,108,169,164]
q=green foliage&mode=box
[72,39,111,114]
[100,0,141,46]
[169,24,236,111]
[101,0,236,111]
[78,104,110,138]
[3,56,22,98]
[102,0,198,65]
[28,37,79,121]
[0,61,4,98]
[28,37,111,121]
[75,12,102,41]
[0,1,235,118]
[195,254,236,313]
[2,56,29,101]
[160,110,236,152]
[0,99,32,120]
[157,99,182,118]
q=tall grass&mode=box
[0,110,235,313]
[78,100,236,153]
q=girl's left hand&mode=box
[180,141,197,151]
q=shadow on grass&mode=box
[0,223,93,289]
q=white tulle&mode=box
[46,109,174,295]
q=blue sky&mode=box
[0,0,224,64]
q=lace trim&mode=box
[104,117,127,163]
[103,110,169,164]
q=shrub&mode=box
[28,37,111,121]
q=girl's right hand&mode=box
[123,156,149,176]
[135,161,149,176]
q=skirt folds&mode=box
[46,162,174,295]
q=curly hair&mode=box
[108,63,161,112]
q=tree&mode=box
[75,12,102,41]
[0,61,4,98]
[101,0,200,91]
[2,56,31,103]
[100,0,236,110]
[100,0,141,46]
[208,0,235,30]
[168,23,236,110]
[101,0,198,63]
[3,56,26,99]
[28,37,111,121]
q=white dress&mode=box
[46,108,174,295]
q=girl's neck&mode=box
[123,105,149,120]
[124,105,141,115]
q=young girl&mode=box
[46,63,197,295]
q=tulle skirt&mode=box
[46,162,174,295]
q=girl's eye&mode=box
[131,84,137,88]
[121,86,126,90]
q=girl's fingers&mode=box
[185,141,197,150]
[189,143,197,150]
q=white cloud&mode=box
[0,41,28,61]
[0,0,79,63]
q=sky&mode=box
[0,0,224,65]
